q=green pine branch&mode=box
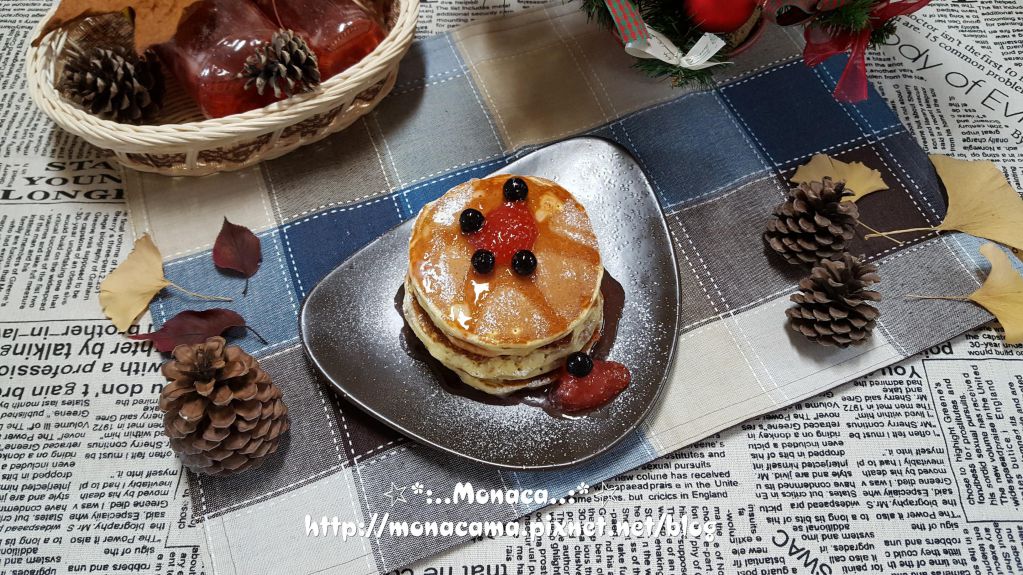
[814,0,875,31]
[580,0,616,31]
[812,0,899,48]
[869,19,898,47]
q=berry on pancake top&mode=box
[461,177,539,271]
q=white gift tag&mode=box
[625,30,727,70]
[679,33,728,69]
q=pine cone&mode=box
[786,254,881,347]
[239,29,321,99]
[159,337,289,476]
[59,46,164,124]
[764,177,859,266]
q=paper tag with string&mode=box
[603,0,728,70]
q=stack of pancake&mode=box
[404,175,604,396]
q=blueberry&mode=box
[566,352,593,377]
[460,208,485,234]
[503,177,528,202]
[511,250,537,276]
[471,249,495,274]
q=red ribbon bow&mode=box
[802,0,932,102]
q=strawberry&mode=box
[550,360,631,412]
[468,203,538,265]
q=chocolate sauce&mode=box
[590,271,624,361]
[395,269,626,418]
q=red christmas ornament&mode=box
[683,0,758,34]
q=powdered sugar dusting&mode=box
[303,138,679,468]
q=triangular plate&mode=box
[300,137,679,469]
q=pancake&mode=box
[408,175,602,355]
[403,274,602,387]
[450,367,559,396]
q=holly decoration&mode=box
[763,0,932,101]
[581,0,928,97]
[583,0,724,87]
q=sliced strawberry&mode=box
[469,203,538,264]
[550,360,631,412]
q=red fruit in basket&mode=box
[252,0,385,80]
[468,203,538,265]
[551,359,631,412]
[155,0,320,118]
[683,0,757,34]
[155,0,275,118]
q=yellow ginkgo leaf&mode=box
[968,243,1023,344]
[99,234,170,332]
[791,154,889,201]
[910,243,1023,344]
[931,155,1023,252]
[867,155,1023,251]
[98,234,230,332]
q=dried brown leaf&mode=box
[130,308,246,352]
[33,0,202,53]
[213,218,261,295]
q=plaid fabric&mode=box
[125,4,994,573]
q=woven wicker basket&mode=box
[26,0,418,176]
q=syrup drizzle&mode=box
[409,176,601,346]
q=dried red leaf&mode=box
[213,218,261,295]
[33,0,204,53]
[130,308,246,353]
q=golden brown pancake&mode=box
[408,175,603,355]
[403,274,602,390]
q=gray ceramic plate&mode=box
[300,137,679,469]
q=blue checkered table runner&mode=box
[125,4,997,572]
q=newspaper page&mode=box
[0,1,205,574]
[923,0,1023,67]
[415,0,552,38]
[411,324,1023,574]
[868,2,1023,188]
